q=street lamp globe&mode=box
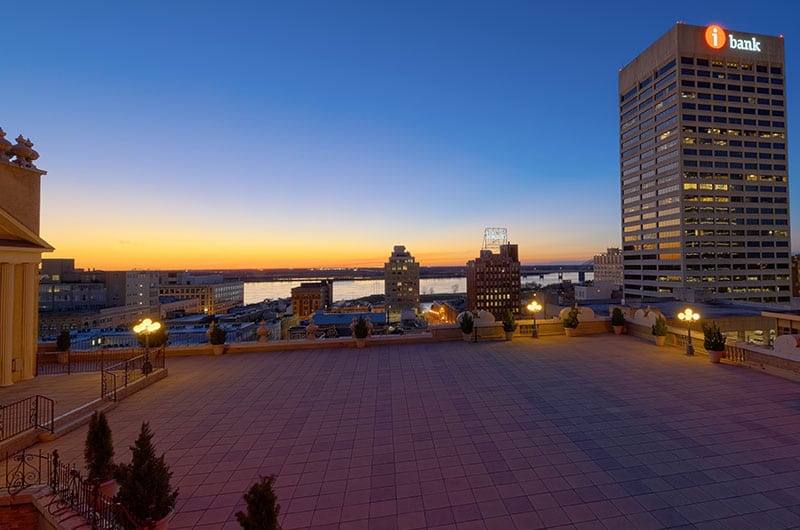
[677,308,700,356]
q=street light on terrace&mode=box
[677,308,700,356]
[527,300,542,338]
[133,318,161,373]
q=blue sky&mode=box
[3,1,798,268]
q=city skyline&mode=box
[3,1,798,269]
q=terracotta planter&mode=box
[212,344,225,356]
[57,351,69,364]
[152,511,172,530]
[708,349,724,363]
[612,325,624,335]
[355,338,366,349]
[564,327,576,337]
[99,478,119,499]
[655,335,666,347]
[462,333,473,342]
[504,331,514,341]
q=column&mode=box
[0,262,14,386]
[21,262,37,380]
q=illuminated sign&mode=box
[705,24,762,52]
[705,25,726,49]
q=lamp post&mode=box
[133,318,161,373]
[677,308,700,356]
[527,300,542,338]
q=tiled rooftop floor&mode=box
[16,335,800,529]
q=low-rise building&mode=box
[291,280,333,320]
[466,243,521,319]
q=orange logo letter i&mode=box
[705,24,726,49]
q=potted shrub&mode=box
[459,312,474,342]
[502,310,517,341]
[610,307,626,335]
[563,305,580,337]
[651,315,668,347]
[115,422,179,529]
[703,321,726,364]
[235,475,282,530]
[84,411,117,499]
[208,322,227,355]
[56,330,71,364]
[352,316,369,348]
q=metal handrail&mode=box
[0,395,55,442]
[101,347,165,403]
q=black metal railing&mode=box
[101,347,165,402]
[0,395,54,442]
[37,347,148,376]
[3,448,148,529]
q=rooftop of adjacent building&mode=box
[7,335,800,529]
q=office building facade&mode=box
[466,243,521,319]
[620,23,790,305]
[291,280,333,320]
[384,245,420,321]
[593,248,624,286]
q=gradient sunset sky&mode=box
[4,1,798,269]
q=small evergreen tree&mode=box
[136,327,168,348]
[459,312,474,334]
[235,475,282,530]
[84,411,114,484]
[56,330,71,352]
[115,422,178,523]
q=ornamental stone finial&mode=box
[0,128,12,162]
[10,134,37,168]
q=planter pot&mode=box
[564,327,576,337]
[99,478,119,499]
[152,511,172,530]
[355,338,366,349]
[57,351,69,364]
[707,349,724,364]
[212,344,225,356]
[462,333,473,342]
[504,331,514,341]
[655,335,666,347]
[612,325,624,335]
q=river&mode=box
[244,272,593,304]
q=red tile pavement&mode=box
[14,335,800,528]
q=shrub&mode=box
[84,411,114,484]
[209,324,227,345]
[136,327,168,348]
[56,330,71,352]
[352,316,369,339]
[651,315,668,336]
[235,475,282,530]
[702,321,726,351]
[459,312,474,334]
[502,310,517,332]
[115,422,178,523]
[563,305,580,329]
[611,307,626,327]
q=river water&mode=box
[244,272,593,304]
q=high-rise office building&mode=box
[291,280,333,320]
[593,248,623,286]
[466,243,521,319]
[619,23,790,305]
[384,245,420,321]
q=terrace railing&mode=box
[3,448,147,529]
[37,347,145,376]
[0,395,54,442]
[101,347,165,402]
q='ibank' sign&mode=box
[705,24,761,52]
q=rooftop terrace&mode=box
[7,335,800,529]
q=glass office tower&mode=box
[619,23,790,305]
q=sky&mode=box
[3,1,799,269]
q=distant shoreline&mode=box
[223,264,592,282]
